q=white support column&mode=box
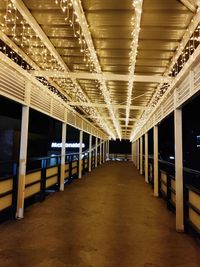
[79,130,83,179]
[135,141,137,167]
[95,137,98,167]
[16,106,29,219]
[140,137,143,175]
[60,122,67,191]
[105,140,107,160]
[154,125,159,197]
[174,109,184,232]
[137,139,140,170]
[133,142,136,166]
[100,139,102,165]
[131,142,134,162]
[108,139,110,160]
[88,134,92,172]
[103,141,105,163]
[145,132,149,183]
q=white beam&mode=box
[84,116,137,122]
[178,0,196,13]
[30,70,168,83]
[69,102,147,110]
[126,0,143,126]
[174,108,184,232]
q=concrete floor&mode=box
[0,162,199,267]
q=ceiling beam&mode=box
[71,0,121,139]
[10,0,116,139]
[84,116,137,122]
[126,0,143,127]
[30,70,169,83]
[178,0,196,12]
[69,102,147,110]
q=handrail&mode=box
[28,152,79,162]
[148,155,200,176]
[183,167,200,176]
[158,159,175,168]
[186,184,200,195]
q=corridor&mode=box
[0,162,199,267]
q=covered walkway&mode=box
[0,162,199,267]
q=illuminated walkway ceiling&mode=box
[0,0,199,139]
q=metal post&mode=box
[100,140,102,164]
[140,137,143,175]
[89,134,92,172]
[60,123,67,191]
[95,137,98,167]
[174,109,184,232]
[79,130,83,178]
[145,132,149,183]
[154,125,159,197]
[16,106,29,219]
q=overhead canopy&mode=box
[0,0,198,139]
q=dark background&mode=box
[109,139,131,154]
[1,92,200,170]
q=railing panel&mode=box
[46,176,58,188]
[25,171,41,185]
[0,195,12,211]
[46,166,58,177]
[46,166,59,189]
[25,170,41,199]
[25,183,41,199]
[65,163,70,180]
[0,177,13,211]
[0,179,13,195]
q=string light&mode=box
[126,0,143,127]
[130,7,200,140]
[0,0,115,138]
[70,0,121,139]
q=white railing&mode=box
[132,44,200,141]
[0,52,107,140]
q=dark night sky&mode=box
[1,93,200,170]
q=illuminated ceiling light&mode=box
[3,0,115,138]
[71,0,121,140]
[130,5,200,141]
[125,0,143,127]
